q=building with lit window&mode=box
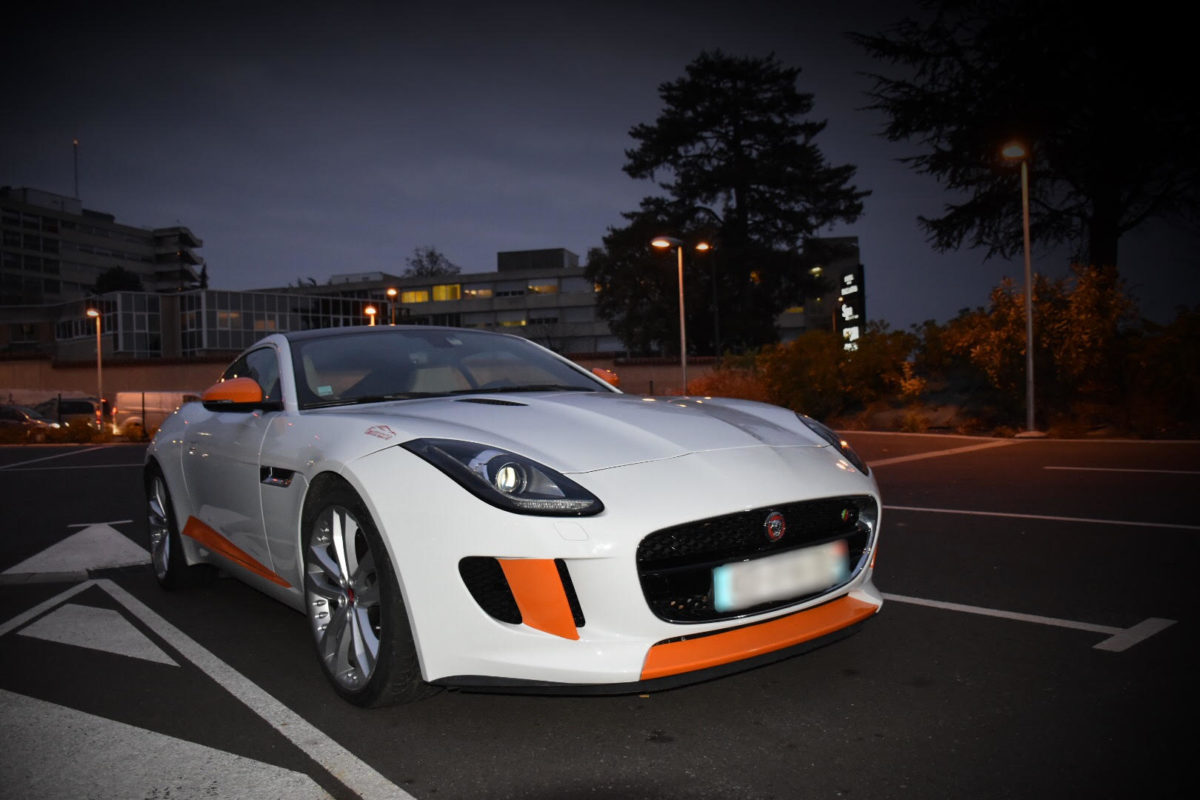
[253,248,620,355]
[1,216,863,365]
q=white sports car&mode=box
[145,326,882,706]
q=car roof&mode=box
[281,325,518,344]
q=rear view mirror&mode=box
[202,377,278,411]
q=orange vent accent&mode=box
[182,516,291,588]
[641,595,878,680]
[498,558,580,640]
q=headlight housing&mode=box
[796,414,870,476]
[401,439,604,516]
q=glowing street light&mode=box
[651,236,710,394]
[386,287,398,325]
[1002,140,1037,435]
[86,307,103,429]
[364,304,377,326]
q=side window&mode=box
[222,347,281,402]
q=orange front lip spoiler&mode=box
[641,595,879,681]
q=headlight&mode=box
[401,439,604,516]
[796,414,870,476]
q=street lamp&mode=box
[1002,140,1037,435]
[86,307,103,429]
[364,305,377,326]
[651,236,710,394]
[386,287,398,325]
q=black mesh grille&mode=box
[636,496,876,622]
[555,559,586,627]
[459,556,586,628]
[459,557,522,624]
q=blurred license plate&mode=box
[713,540,849,613]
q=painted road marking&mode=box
[1,579,414,800]
[1044,466,1200,476]
[884,504,1200,532]
[867,439,1019,467]
[0,522,150,580]
[0,689,333,800]
[0,462,142,471]
[18,603,178,666]
[881,593,1176,652]
[0,444,121,470]
[101,579,413,800]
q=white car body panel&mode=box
[146,328,882,692]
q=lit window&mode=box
[401,290,430,304]
[463,285,493,298]
[432,284,461,301]
[526,282,558,295]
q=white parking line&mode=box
[881,592,1175,652]
[1,463,142,471]
[884,504,1200,531]
[1,579,415,800]
[0,444,120,470]
[867,439,1019,467]
[1044,466,1200,476]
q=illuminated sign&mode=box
[835,266,865,351]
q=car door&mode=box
[181,345,282,579]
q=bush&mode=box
[687,367,770,403]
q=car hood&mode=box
[328,392,828,473]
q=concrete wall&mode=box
[0,357,229,407]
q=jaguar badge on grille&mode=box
[763,511,786,542]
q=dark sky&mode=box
[4,0,1197,329]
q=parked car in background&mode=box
[114,390,201,439]
[0,404,61,442]
[35,396,109,432]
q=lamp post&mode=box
[386,287,397,325]
[86,307,103,429]
[696,241,717,355]
[651,237,687,392]
[651,236,710,394]
[1002,141,1037,434]
[365,305,377,326]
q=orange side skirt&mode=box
[182,516,292,588]
[641,595,878,681]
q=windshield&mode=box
[289,328,611,410]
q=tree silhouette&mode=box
[587,51,867,354]
[852,1,1199,276]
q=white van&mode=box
[113,391,201,439]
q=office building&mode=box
[1,186,203,306]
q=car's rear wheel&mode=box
[145,465,216,590]
[302,481,436,707]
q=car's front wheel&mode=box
[302,481,435,707]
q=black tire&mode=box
[145,464,217,590]
[302,480,437,707]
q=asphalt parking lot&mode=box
[0,434,1194,799]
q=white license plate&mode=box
[712,540,850,612]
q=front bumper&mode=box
[348,443,883,688]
